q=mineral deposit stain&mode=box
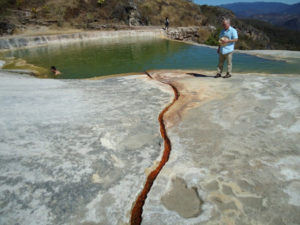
[130,72,179,225]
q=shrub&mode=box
[86,12,94,22]
[16,0,24,8]
[97,0,105,5]
[40,4,50,16]
[54,6,67,26]
[31,7,38,18]
[0,0,10,12]
[235,40,249,50]
[205,28,222,46]
[197,28,211,43]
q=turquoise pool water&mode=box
[4,37,300,79]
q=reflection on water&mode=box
[4,37,300,78]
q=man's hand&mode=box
[221,39,229,44]
[222,38,238,44]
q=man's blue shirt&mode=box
[219,26,238,55]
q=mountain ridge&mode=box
[220,2,292,17]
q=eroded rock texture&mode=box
[0,72,172,225]
[1,70,300,225]
[142,71,300,225]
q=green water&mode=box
[4,37,300,78]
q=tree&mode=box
[0,0,9,12]
[97,0,105,5]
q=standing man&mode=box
[215,18,238,79]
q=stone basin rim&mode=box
[1,68,299,81]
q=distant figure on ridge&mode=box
[215,18,238,79]
[164,17,169,31]
[51,66,61,76]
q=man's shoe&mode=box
[223,73,232,78]
[214,73,222,78]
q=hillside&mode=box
[220,2,300,31]
[0,0,204,29]
[0,0,299,50]
[283,2,300,14]
[253,13,300,31]
[241,18,300,50]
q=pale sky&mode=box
[193,0,300,5]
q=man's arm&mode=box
[218,38,238,53]
[222,29,238,44]
[229,29,238,43]
[222,38,238,44]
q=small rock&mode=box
[0,21,15,36]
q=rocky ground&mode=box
[0,69,300,225]
[143,70,300,225]
[0,71,172,225]
[238,50,300,62]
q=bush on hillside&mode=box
[197,27,211,43]
[204,28,221,46]
[97,0,104,5]
[0,0,10,12]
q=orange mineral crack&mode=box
[130,71,180,225]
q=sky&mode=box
[193,0,300,5]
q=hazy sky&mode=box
[193,0,300,5]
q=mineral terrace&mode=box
[0,70,299,225]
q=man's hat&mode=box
[219,36,229,47]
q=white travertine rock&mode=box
[1,70,300,225]
[0,72,172,225]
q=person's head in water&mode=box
[51,66,57,73]
[51,66,61,76]
[222,18,231,30]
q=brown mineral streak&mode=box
[130,71,180,225]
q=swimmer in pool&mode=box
[51,66,61,76]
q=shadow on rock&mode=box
[186,73,215,78]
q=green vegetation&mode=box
[204,28,221,46]
[97,0,105,5]
[0,0,9,12]
[241,18,300,50]
[197,27,211,43]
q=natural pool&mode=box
[3,37,300,78]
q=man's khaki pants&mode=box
[217,52,233,74]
